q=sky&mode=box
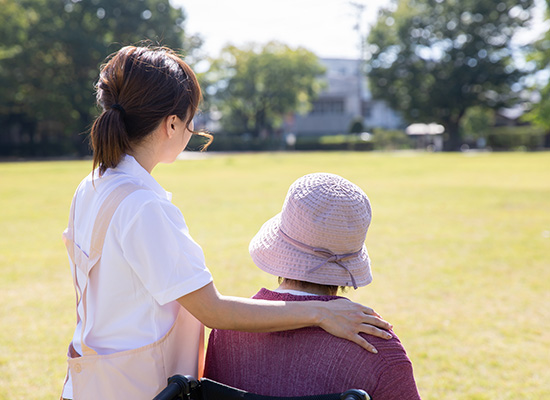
[170,0,393,59]
[170,0,548,61]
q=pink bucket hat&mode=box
[249,173,372,289]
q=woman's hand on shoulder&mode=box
[316,298,393,354]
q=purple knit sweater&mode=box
[204,289,421,399]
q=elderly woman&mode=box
[205,173,421,400]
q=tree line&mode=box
[0,0,193,157]
[366,0,548,150]
[0,0,548,157]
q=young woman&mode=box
[60,45,392,400]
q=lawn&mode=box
[0,151,549,399]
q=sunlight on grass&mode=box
[1,151,549,399]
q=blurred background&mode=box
[0,0,549,155]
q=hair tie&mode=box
[111,103,126,117]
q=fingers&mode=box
[334,300,394,332]
[361,305,381,318]
[359,322,393,341]
[319,299,394,354]
[362,313,393,332]
[352,334,380,354]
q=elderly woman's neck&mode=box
[277,278,338,296]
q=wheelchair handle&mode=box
[153,375,199,400]
[341,389,370,400]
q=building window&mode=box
[362,100,372,118]
[311,98,345,115]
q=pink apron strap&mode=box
[64,182,143,356]
[88,183,143,261]
[197,323,205,378]
[63,186,84,328]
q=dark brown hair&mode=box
[90,45,212,176]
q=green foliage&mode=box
[371,128,412,150]
[349,117,365,134]
[366,0,536,150]
[460,106,495,140]
[523,1,550,136]
[524,85,550,132]
[204,42,326,136]
[487,125,546,150]
[188,132,283,152]
[0,0,195,157]
[188,132,375,152]
[316,134,373,151]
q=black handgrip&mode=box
[153,375,197,400]
[341,389,370,400]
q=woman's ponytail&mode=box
[90,105,130,177]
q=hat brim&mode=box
[249,213,372,288]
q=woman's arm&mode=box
[177,282,392,354]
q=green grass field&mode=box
[1,151,549,399]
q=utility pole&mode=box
[349,1,366,120]
[349,1,366,61]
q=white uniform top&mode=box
[63,155,212,398]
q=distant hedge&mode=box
[181,127,550,153]
[487,126,547,151]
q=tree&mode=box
[365,0,536,150]
[460,106,495,142]
[0,0,35,152]
[349,117,366,134]
[0,0,198,156]
[204,42,325,137]
[524,0,550,147]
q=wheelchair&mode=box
[153,375,370,400]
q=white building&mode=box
[290,58,403,135]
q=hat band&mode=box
[279,229,361,289]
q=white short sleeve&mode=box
[118,192,212,305]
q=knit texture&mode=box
[204,289,421,400]
[249,173,373,288]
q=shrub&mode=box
[371,128,412,150]
[486,126,546,151]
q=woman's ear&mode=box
[164,115,178,139]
